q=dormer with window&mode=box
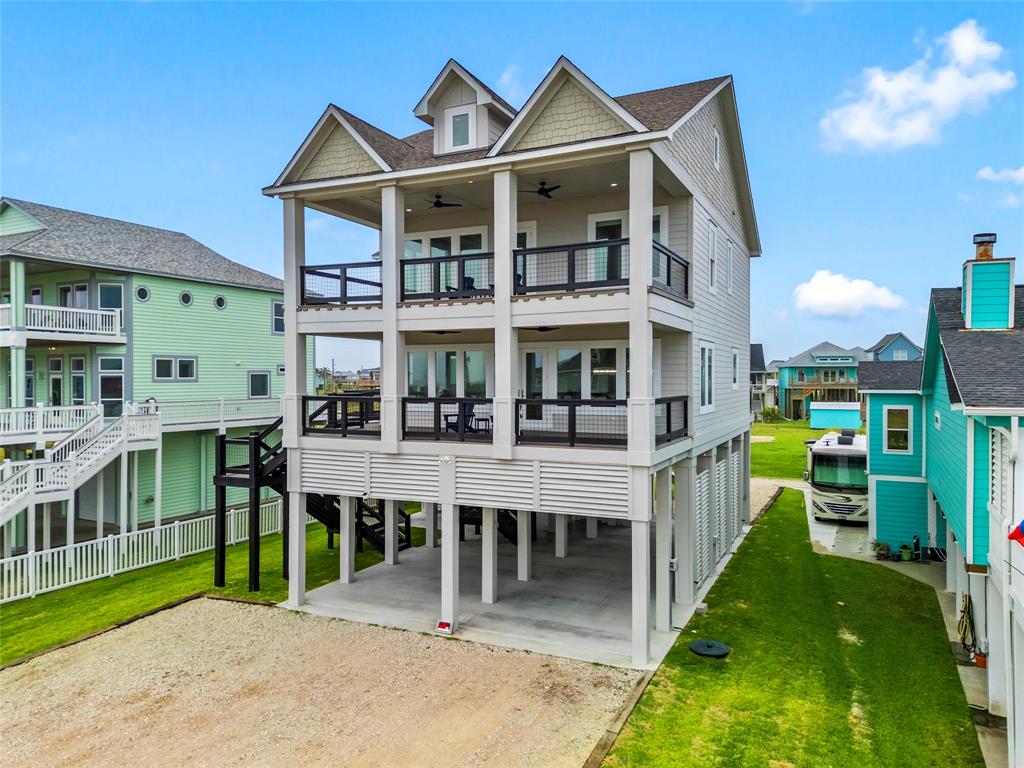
[414,59,517,155]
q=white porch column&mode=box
[655,466,672,632]
[130,452,139,531]
[96,468,105,540]
[384,498,399,565]
[945,534,958,594]
[492,168,518,459]
[586,516,598,540]
[282,197,308,448]
[27,504,37,553]
[425,502,438,548]
[66,496,75,549]
[631,518,651,667]
[340,496,356,584]
[440,502,459,630]
[517,510,532,581]
[673,457,696,607]
[482,506,497,604]
[708,446,722,563]
[987,582,1007,717]
[741,430,751,523]
[627,148,655,461]
[119,446,128,536]
[153,443,162,532]
[379,183,405,453]
[3,520,11,558]
[286,491,307,607]
[555,513,568,558]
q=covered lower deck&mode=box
[295,514,680,669]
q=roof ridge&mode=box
[329,104,415,151]
[614,75,730,101]
[5,198,194,239]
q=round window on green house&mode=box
[136,286,150,302]
[179,291,193,306]
[214,295,227,310]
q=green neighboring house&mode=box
[859,234,1022,756]
[0,198,314,553]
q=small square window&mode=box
[154,358,174,380]
[934,412,942,430]
[272,301,285,334]
[277,364,286,375]
[99,357,124,372]
[177,358,196,380]
[49,358,63,373]
[249,371,271,398]
[451,113,469,147]
[71,357,86,373]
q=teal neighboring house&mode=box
[1,198,315,553]
[775,341,867,420]
[860,233,1022,744]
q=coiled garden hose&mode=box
[958,592,977,656]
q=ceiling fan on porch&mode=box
[531,181,561,199]
[426,194,462,209]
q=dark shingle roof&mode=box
[750,343,766,373]
[778,341,870,368]
[305,75,731,178]
[857,360,923,392]
[866,331,921,353]
[614,77,730,130]
[1,199,282,292]
[931,286,1024,409]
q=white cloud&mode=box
[497,64,527,106]
[998,192,1022,209]
[820,19,1016,152]
[977,165,1024,185]
[793,270,906,318]
[773,309,789,323]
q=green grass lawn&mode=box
[0,523,424,665]
[751,420,826,479]
[605,489,982,768]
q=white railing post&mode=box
[107,535,116,577]
[218,397,226,434]
[35,403,44,444]
[174,520,181,560]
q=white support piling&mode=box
[385,498,399,565]
[286,490,307,607]
[655,467,672,632]
[517,510,532,581]
[440,502,459,630]
[586,516,597,540]
[555,513,568,558]
[482,506,497,604]
[425,502,437,548]
[631,518,651,667]
[340,496,356,584]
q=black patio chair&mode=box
[444,401,478,433]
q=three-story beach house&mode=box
[263,57,759,667]
[0,199,314,560]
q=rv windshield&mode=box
[812,454,867,491]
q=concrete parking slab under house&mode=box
[293,516,680,669]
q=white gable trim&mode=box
[488,56,647,157]
[414,59,516,123]
[664,77,732,134]
[273,106,391,186]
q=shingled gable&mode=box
[488,56,647,157]
[273,105,399,186]
[414,58,517,125]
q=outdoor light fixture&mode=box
[435,620,453,635]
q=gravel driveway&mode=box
[0,598,641,767]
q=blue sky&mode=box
[3,2,1022,367]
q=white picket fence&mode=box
[0,498,316,603]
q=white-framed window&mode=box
[713,128,721,171]
[154,357,175,381]
[272,301,285,334]
[214,295,227,310]
[248,371,272,398]
[839,369,847,383]
[135,285,150,302]
[797,370,806,383]
[29,287,43,305]
[70,356,86,405]
[883,405,912,454]
[443,104,476,152]
[179,291,193,306]
[934,411,942,430]
[277,364,286,375]
[893,349,908,361]
[700,341,715,413]
[177,358,197,381]
[731,349,739,389]
[708,222,718,292]
[98,356,124,418]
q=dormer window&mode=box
[444,105,475,152]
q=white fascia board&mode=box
[264,131,667,198]
[414,60,516,123]
[487,56,648,158]
[857,388,921,394]
[272,106,392,188]
[962,406,1024,417]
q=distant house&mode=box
[859,233,1022,761]
[774,342,869,420]
[749,343,776,414]
[865,331,922,361]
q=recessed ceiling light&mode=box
[406,208,412,212]
[610,182,619,187]
[467,180,474,184]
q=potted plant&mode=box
[871,540,890,561]
[899,544,913,561]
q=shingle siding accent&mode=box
[666,93,746,244]
[297,124,381,181]
[513,78,629,151]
